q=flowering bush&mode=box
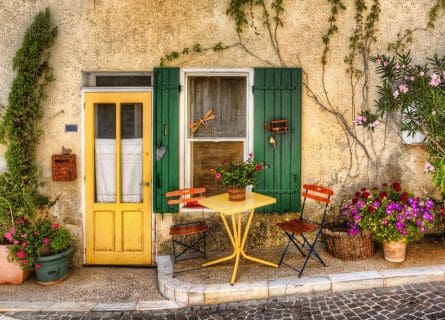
[211,153,269,188]
[354,51,445,192]
[341,182,436,243]
[3,212,73,270]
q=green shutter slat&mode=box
[253,68,302,213]
[154,67,180,213]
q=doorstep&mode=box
[156,255,445,305]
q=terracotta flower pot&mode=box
[383,240,407,262]
[0,244,32,284]
[227,187,246,201]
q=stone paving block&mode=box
[268,276,330,297]
[43,302,96,311]
[0,301,54,312]
[156,255,173,274]
[329,271,383,292]
[185,284,206,305]
[0,315,18,320]
[380,266,444,287]
[135,300,185,311]
[204,281,269,305]
[92,302,137,311]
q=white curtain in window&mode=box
[95,138,142,203]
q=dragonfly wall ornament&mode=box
[189,108,216,136]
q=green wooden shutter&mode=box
[253,68,302,213]
[153,68,180,213]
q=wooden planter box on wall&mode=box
[0,245,32,284]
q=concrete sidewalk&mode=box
[1,241,444,313]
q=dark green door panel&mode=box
[253,68,302,213]
[153,68,180,213]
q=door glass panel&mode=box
[121,103,143,203]
[95,104,116,203]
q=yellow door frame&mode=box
[82,89,153,265]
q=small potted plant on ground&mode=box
[211,153,269,201]
[4,210,74,284]
[342,182,436,262]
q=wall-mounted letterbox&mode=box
[51,154,77,181]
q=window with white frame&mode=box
[183,71,251,196]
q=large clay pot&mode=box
[0,244,32,284]
[35,247,73,284]
[383,240,407,262]
[227,187,246,201]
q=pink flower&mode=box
[353,114,367,125]
[4,232,13,242]
[34,263,42,269]
[13,240,19,245]
[432,110,437,115]
[21,241,27,248]
[395,63,400,69]
[10,228,16,235]
[429,73,441,87]
[16,250,26,259]
[214,173,222,180]
[393,90,399,98]
[43,237,50,245]
[399,84,409,93]
[424,161,435,173]
[16,217,25,224]
[52,223,59,229]
[419,71,425,76]
[20,233,28,239]
[383,61,388,67]
[21,259,27,265]
[255,164,262,171]
[375,58,382,65]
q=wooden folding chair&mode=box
[166,188,208,273]
[276,184,333,277]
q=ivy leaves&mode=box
[0,8,57,236]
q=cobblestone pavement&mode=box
[5,281,445,320]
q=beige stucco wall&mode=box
[1,0,444,263]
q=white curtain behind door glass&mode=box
[121,138,143,202]
[95,138,143,203]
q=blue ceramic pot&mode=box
[35,247,73,283]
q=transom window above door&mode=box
[183,72,252,196]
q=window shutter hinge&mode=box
[178,85,182,92]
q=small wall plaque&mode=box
[65,124,78,132]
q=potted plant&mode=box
[342,182,436,262]
[321,190,376,261]
[211,153,269,201]
[4,210,73,284]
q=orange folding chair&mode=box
[166,188,208,273]
[276,184,333,277]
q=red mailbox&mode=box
[51,154,77,181]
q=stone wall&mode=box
[0,0,444,264]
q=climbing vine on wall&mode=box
[0,8,57,237]
[159,0,445,202]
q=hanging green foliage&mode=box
[0,8,57,239]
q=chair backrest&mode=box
[299,184,334,225]
[165,187,206,207]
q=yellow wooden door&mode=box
[84,92,152,265]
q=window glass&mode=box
[188,77,246,138]
[187,75,248,196]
